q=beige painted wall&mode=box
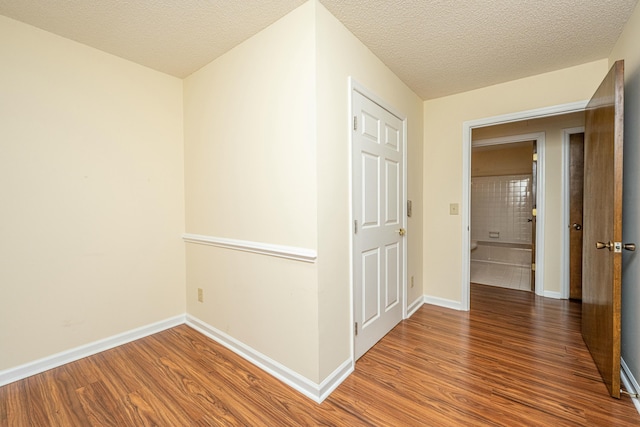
[471,143,533,177]
[183,2,320,381]
[471,113,585,294]
[423,60,608,303]
[609,0,640,389]
[0,16,186,370]
[184,1,424,383]
[315,1,424,379]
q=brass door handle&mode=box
[624,243,636,251]
[596,241,612,250]
[397,228,406,236]
[571,223,582,231]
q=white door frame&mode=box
[349,77,408,360]
[472,132,545,296]
[561,126,586,299]
[461,101,588,311]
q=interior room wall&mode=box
[471,143,533,177]
[184,0,424,384]
[183,2,320,382]
[609,0,640,391]
[314,1,424,380]
[423,60,608,304]
[0,15,186,370]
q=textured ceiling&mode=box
[0,0,637,100]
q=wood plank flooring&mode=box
[1,284,638,426]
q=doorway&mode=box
[461,104,588,311]
[562,128,586,300]
[470,137,537,292]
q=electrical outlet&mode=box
[197,288,203,302]
[411,276,415,288]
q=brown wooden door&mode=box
[582,60,624,398]
[569,133,584,300]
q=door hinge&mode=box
[353,115,358,131]
[532,263,536,272]
[533,153,538,162]
[355,322,358,336]
[532,208,537,217]
[354,220,358,234]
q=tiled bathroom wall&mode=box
[471,174,533,244]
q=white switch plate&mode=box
[449,203,459,215]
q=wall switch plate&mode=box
[450,203,459,215]
[197,288,203,302]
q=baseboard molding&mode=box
[423,295,464,311]
[186,315,353,403]
[543,290,562,299]
[621,358,640,414]
[0,314,186,387]
[406,296,424,318]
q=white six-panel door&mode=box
[352,88,405,360]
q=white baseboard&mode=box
[621,358,640,414]
[406,296,424,318]
[0,314,186,387]
[423,295,464,311]
[543,290,562,299]
[186,315,353,403]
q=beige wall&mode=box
[0,16,186,370]
[315,1,424,379]
[609,0,640,389]
[471,143,533,177]
[183,2,320,381]
[471,113,585,294]
[423,60,608,303]
[184,1,424,384]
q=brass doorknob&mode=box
[596,241,612,250]
[571,223,582,231]
[397,228,406,236]
[624,243,636,251]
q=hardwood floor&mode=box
[1,284,638,426]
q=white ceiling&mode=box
[0,0,637,100]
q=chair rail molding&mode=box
[182,233,317,263]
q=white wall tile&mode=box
[471,174,533,244]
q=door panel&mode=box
[582,60,624,398]
[362,154,380,227]
[385,243,400,308]
[569,133,585,300]
[386,160,400,223]
[353,90,404,360]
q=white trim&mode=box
[542,290,562,299]
[348,78,355,364]
[406,296,424,317]
[182,233,317,263]
[464,101,588,129]
[349,77,408,360]
[621,358,640,414]
[561,127,585,299]
[462,100,589,311]
[423,295,464,311]
[0,315,185,387]
[186,315,353,403]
